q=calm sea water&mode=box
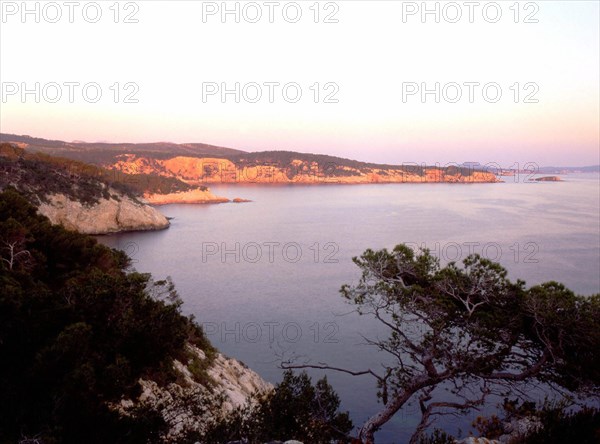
[99,174,600,443]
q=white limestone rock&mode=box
[38,190,169,234]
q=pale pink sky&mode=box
[1,1,598,166]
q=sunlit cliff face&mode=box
[109,155,499,185]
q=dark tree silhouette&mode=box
[283,245,600,443]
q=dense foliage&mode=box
[1,143,117,205]
[286,245,600,442]
[0,189,213,444]
[517,405,600,443]
[472,399,600,444]
[0,143,195,201]
[204,370,353,443]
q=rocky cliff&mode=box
[144,188,231,205]
[116,343,272,442]
[109,154,499,185]
[2,134,501,185]
[0,144,170,234]
[38,191,169,234]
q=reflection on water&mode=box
[99,174,599,443]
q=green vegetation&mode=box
[421,400,600,443]
[516,405,600,443]
[119,172,197,195]
[1,143,117,205]
[204,370,353,443]
[470,399,600,444]
[0,143,196,203]
[0,189,214,444]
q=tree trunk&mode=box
[359,377,433,443]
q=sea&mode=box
[98,173,600,443]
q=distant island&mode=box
[533,176,563,182]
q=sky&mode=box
[1,0,599,166]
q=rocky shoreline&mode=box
[37,190,170,235]
[144,188,231,205]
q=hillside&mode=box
[0,189,271,443]
[108,153,498,184]
[0,133,246,164]
[0,134,500,184]
[0,144,170,234]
